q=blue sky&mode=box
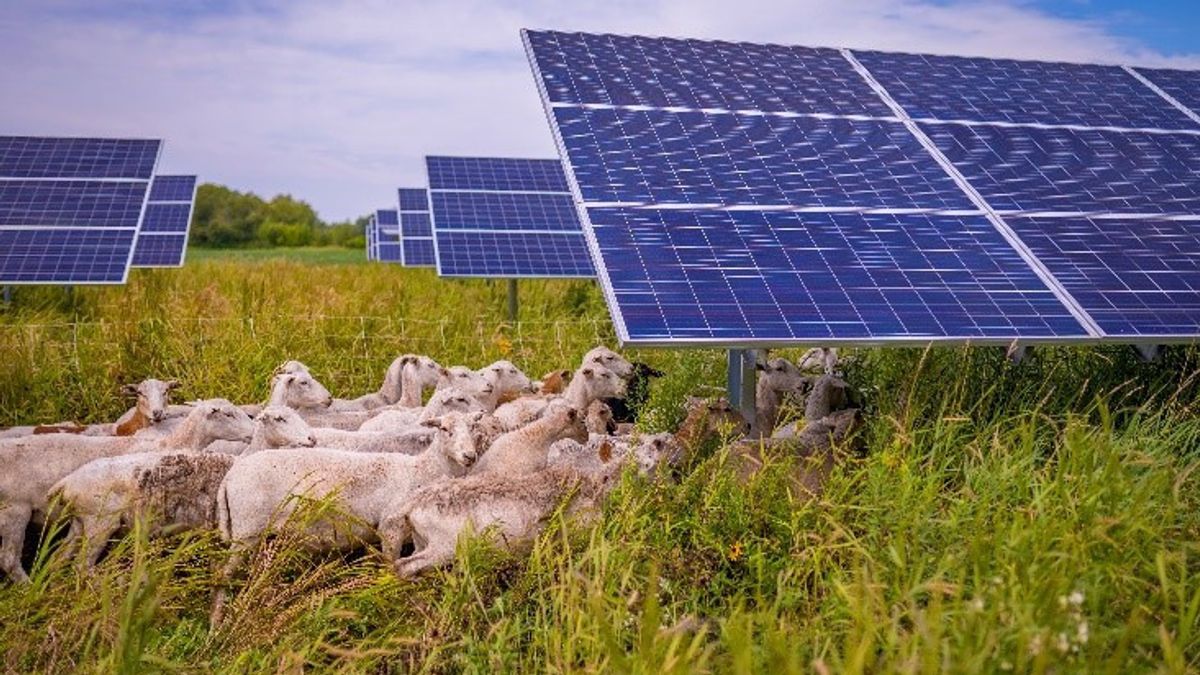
[1,0,1196,221]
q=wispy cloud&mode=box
[1,0,1196,220]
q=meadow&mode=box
[0,248,1198,673]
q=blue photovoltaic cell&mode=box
[585,208,1085,341]
[1137,67,1200,120]
[401,212,433,238]
[430,192,581,231]
[1005,216,1200,336]
[0,137,160,179]
[398,188,429,211]
[525,30,892,117]
[148,175,197,202]
[378,242,402,262]
[0,229,136,282]
[376,209,399,226]
[139,203,192,233]
[427,156,569,192]
[0,180,149,228]
[403,238,436,266]
[855,51,1199,130]
[131,234,186,267]
[436,231,593,278]
[923,123,1200,215]
[551,107,975,209]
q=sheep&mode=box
[585,400,617,435]
[468,400,588,478]
[0,399,253,583]
[601,361,664,425]
[381,428,679,577]
[253,405,439,455]
[582,346,635,380]
[492,364,627,431]
[0,378,181,440]
[774,373,853,430]
[737,408,864,496]
[534,369,572,395]
[210,411,483,623]
[387,355,450,408]
[356,387,486,433]
[51,451,239,568]
[202,405,320,455]
[476,360,532,410]
[751,357,813,438]
[797,347,840,374]
[673,396,752,458]
[548,432,681,478]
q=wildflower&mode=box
[1068,590,1084,607]
[1076,620,1089,645]
[969,597,985,612]
[1000,661,1013,671]
[1055,632,1070,654]
[729,541,744,561]
[1029,632,1044,656]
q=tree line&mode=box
[190,184,368,249]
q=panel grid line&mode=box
[1124,66,1200,127]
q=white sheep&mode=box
[491,364,627,431]
[247,405,439,455]
[381,428,678,577]
[796,347,840,374]
[210,411,483,623]
[476,360,533,410]
[582,346,635,380]
[355,387,486,434]
[0,378,181,440]
[751,357,813,439]
[0,399,253,583]
[469,399,588,477]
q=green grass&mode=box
[182,246,368,265]
[1,256,1198,672]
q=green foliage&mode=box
[190,184,366,249]
[1,250,1199,672]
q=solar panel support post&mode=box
[1007,344,1029,364]
[1,286,10,306]
[727,349,759,425]
[507,279,519,323]
[1134,344,1161,363]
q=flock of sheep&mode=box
[0,345,861,623]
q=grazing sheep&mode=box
[203,406,319,455]
[382,429,678,577]
[582,346,635,380]
[492,364,627,430]
[737,408,864,496]
[250,405,439,455]
[585,400,617,435]
[469,400,587,477]
[751,357,813,438]
[0,378,181,440]
[476,360,532,410]
[211,411,483,623]
[356,388,486,433]
[797,347,840,374]
[0,400,253,583]
[548,432,681,478]
[673,397,752,458]
[389,355,450,408]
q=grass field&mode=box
[1,248,1198,672]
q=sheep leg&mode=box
[81,515,121,569]
[0,503,32,584]
[393,542,454,578]
[209,544,248,627]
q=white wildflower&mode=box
[1068,590,1084,607]
[1076,620,1089,645]
[1029,633,1044,656]
[1056,632,1070,654]
[969,597,985,612]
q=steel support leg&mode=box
[507,279,518,323]
[727,349,759,427]
[1134,344,1161,363]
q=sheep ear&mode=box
[166,380,181,391]
[581,368,594,378]
[567,408,578,421]
[598,440,613,463]
[120,384,139,397]
[560,370,571,378]
[285,374,297,384]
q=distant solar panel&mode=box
[426,157,593,278]
[132,175,197,269]
[524,30,1200,345]
[376,209,402,263]
[397,187,435,267]
[366,214,376,261]
[0,136,161,284]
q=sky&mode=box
[1,0,1197,222]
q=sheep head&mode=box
[480,360,532,397]
[755,357,807,394]
[582,346,635,380]
[579,365,627,400]
[195,399,255,444]
[422,411,484,469]
[585,400,616,435]
[256,406,317,448]
[272,371,333,409]
[122,378,180,423]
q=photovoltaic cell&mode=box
[855,51,1199,130]
[526,29,1200,344]
[396,188,435,267]
[0,136,162,284]
[376,209,399,227]
[0,136,160,179]
[426,156,594,278]
[1136,67,1200,120]
[398,188,429,211]
[402,238,436,267]
[427,156,568,192]
[401,212,433,238]
[132,175,197,268]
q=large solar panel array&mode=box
[132,175,197,268]
[375,209,402,263]
[1,136,162,284]
[398,188,435,267]
[524,30,1200,346]
[425,156,593,278]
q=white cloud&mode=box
[0,0,1196,220]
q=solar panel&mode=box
[524,30,1200,345]
[0,136,161,284]
[397,187,435,267]
[375,209,402,263]
[425,157,594,278]
[132,175,197,268]
[1135,68,1200,123]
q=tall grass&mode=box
[1,249,1198,672]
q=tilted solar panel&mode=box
[425,156,594,278]
[397,187,436,268]
[1134,68,1200,123]
[524,29,1200,344]
[132,175,197,269]
[375,209,403,263]
[0,136,161,284]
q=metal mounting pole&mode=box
[727,349,759,427]
[506,279,519,323]
[1006,344,1029,364]
[1133,344,1161,363]
[1,286,10,305]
